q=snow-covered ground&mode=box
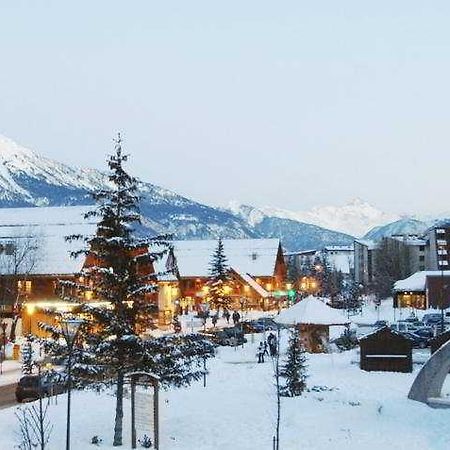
[0,360,21,387]
[0,328,449,450]
[0,298,448,449]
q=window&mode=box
[419,255,425,262]
[18,280,32,293]
[419,246,425,252]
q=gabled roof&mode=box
[171,238,282,278]
[0,206,96,275]
[233,270,270,298]
[393,271,450,292]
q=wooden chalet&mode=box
[0,206,162,336]
[393,271,450,310]
[162,238,288,316]
[359,327,412,373]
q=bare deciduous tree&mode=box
[15,398,53,450]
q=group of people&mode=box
[256,332,278,363]
[209,308,241,328]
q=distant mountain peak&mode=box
[364,218,429,241]
[227,199,398,237]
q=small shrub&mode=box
[139,434,152,448]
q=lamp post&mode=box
[61,318,83,450]
[26,304,36,335]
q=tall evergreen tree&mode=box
[207,238,233,310]
[279,328,307,397]
[48,135,214,447]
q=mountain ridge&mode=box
[0,134,367,250]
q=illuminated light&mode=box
[223,286,232,294]
[26,304,36,315]
[244,285,250,292]
[300,283,306,289]
[85,290,93,301]
[286,283,292,290]
[311,282,317,289]
[202,286,210,293]
[265,283,272,291]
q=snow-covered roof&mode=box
[393,271,450,292]
[172,238,281,278]
[274,295,350,326]
[0,206,96,275]
[284,249,317,257]
[323,245,353,252]
[235,271,270,298]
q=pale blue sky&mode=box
[0,1,449,215]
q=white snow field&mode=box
[1,330,449,450]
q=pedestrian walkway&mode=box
[0,360,21,387]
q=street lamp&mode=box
[26,304,36,335]
[61,318,83,450]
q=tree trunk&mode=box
[113,371,124,446]
[9,314,19,342]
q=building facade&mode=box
[426,223,450,271]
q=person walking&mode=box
[212,314,218,328]
[257,342,265,363]
[268,332,277,357]
[223,309,231,324]
[232,310,241,325]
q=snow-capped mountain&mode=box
[0,135,255,240]
[0,134,387,250]
[363,218,429,241]
[227,202,357,250]
[228,198,399,237]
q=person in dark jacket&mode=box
[232,310,241,325]
[257,342,265,363]
[268,332,277,357]
[223,309,231,324]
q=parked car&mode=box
[422,313,444,326]
[248,317,284,332]
[15,373,66,403]
[198,327,247,347]
[373,320,389,329]
[400,331,430,349]
[390,322,416,333]
[414,327,435,339]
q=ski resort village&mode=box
[0,135,448,450]
[1,3,450,449]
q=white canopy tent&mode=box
[274,295,350,326]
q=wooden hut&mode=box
[359,327,412,373]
